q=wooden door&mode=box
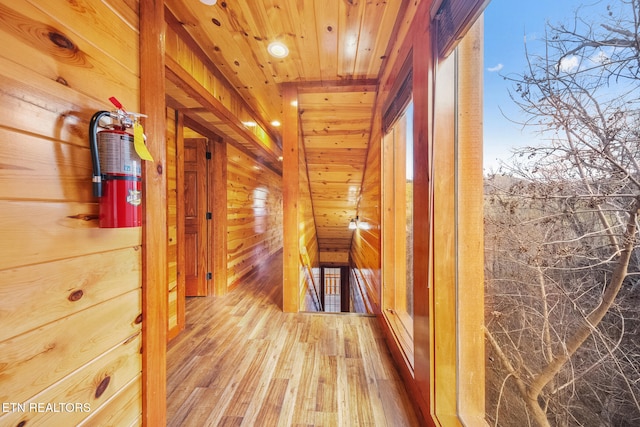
[184,138,209,296]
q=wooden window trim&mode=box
[384,308,415,371]
[454,16,486,426]
[375,2,487,425]
[383,53,413,134]
[382,71,415,373]
[430,15,486,427]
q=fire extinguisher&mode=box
[89,100,144,228]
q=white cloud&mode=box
[559,55,579,72]
[487,63,504,72]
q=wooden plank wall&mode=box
[227,145,283,289]
[350,121,383,312]
[0,0,142,425]
[298,134,321,311]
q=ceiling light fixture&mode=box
[267,41,289,58]
[200,0,217,5]
[271,120,281,127]
[348,216,358,230]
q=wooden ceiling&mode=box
[298,88,376,252]
[165,0,406,255]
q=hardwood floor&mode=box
[166,253,420,426]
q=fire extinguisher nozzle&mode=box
[90,111,110,199]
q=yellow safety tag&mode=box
[133,122,154,161]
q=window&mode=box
[382,97,415,367]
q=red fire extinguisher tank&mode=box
[97,129,141,227]
[90,111,142,228]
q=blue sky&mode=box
[483,0,601,171]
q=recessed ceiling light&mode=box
[290,100,298,107]
[242,121,257,127]
[271,120,281,127]
[267,41,289,58]
[200,0,217,5]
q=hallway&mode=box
[166,253,420,426]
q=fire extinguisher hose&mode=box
[89,110,111,198]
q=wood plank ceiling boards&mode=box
[164,0,404,255]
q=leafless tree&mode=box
[484,1,640,426]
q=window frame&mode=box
[381,59,416,371]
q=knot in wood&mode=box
[48,31,76,51]
[95,376,111,399]
[68,289,84,302]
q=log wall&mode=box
[0,0,142,425]
[226,145,283,289]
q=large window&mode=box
[382,98,414,367]
[483,2,640,425]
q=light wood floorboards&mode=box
[166,254,420,426]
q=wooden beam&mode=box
[165,56,282,164]
[282,85,299,313]
[412,1,434,422]
[140,0,167,425]
[180,113,282,177]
